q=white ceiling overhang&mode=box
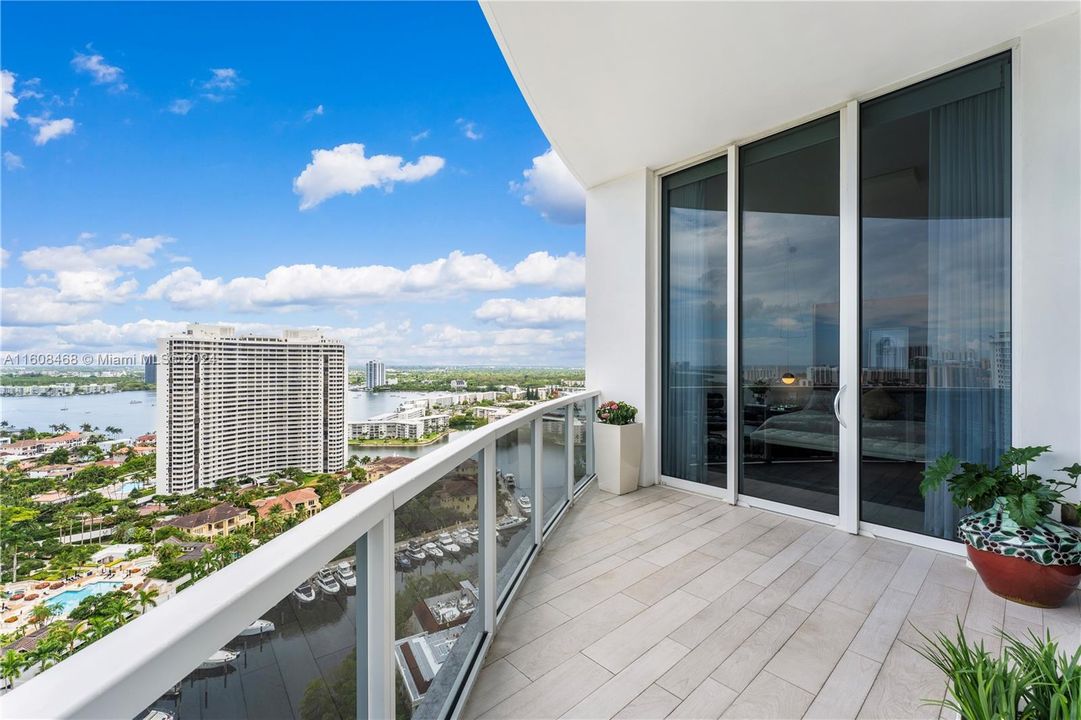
[482,1,1077,189]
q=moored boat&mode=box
[292,582,316,603]
[314,568,340,594]
[199,649,239,670]
[238,619,275,637]
[405,541,426,562]
[496,515,529,533]
[335,562,357,589]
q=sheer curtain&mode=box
[924,87,1011,538]
[664,180,712,482]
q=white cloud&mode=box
[513,148,585,225]
[456,118,482,140]
[303,104,324,122]
[28,117,75,146]
[475,296,585,327]
[168,99,193,115]
[17,235,168,304]
[54,318,189,348]
[145,249,586,311]
[292,143,445,210]
[201,68,240,100]
[21,235,167,273]
[0,287,100,326]
[1,70,19,127]
[414,323,583,363]
[3,151,23,170]
[0,248,9,268]
[510,251,585,291]
[77,231,97,241]
[1,319,423,362]
[411,129,430,142]
[71,52,127,92]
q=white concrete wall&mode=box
[1016,12,1081,502]
[585,169,658,486]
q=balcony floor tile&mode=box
[476,484,1081,719]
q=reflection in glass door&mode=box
[661,158,728,488]
[860,53,1011,539]
[739,115,840,514]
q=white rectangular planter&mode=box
[595,422,643,495]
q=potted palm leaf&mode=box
[594,400,641,495]
[921,446,1081,608]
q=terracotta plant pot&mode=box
[967,545,1081,608]
[959,500,1081,608]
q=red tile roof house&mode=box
[251,488,322,519]
[135,433,156,445]
[0,431,86,460]
[159,503,254,539]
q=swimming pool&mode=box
[45,581,123,615]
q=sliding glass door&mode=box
[661,158,728,488]
[859,53,1012,539]
[659,53,1012,543]
[739,115,841,515]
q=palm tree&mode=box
[80,423,93,433]
[104,426,123,436]
[87,616,114,641]
[0,649,25,689]
[46,621,78,656]
[30,642,61,672]
[28,603,57,629]
[135,587,159,614]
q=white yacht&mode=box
[454,529,474,548]
[292,582,316,604]
[496,515,529,533]
[238,619,275,637]
[335,562,356,589]
[423,541,444,559]
[199,650,239,670]
[314,568,341,594]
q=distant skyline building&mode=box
[156,324,346,495]
[144,355,157,385]
[366,360,386,390]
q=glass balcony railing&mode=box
[0,390,599,720]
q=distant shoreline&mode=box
[348,432,450,448]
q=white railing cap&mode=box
[0,390,598,720]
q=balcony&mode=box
[4,388,1078,720]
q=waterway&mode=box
[1,390,450,440]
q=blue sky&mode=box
[1,2,586,366]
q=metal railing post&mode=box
[355,533,369,719]
[532,419,543,545]
[479,443,497,633]
[366,514,394,719]
[586,396,596,476]
[564,404,574,502]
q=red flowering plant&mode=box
[596,400,637,426]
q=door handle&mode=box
[833,384,847,428]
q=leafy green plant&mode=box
[1001,629,1081,720]
[920,446,1079,528]
[912,622,1028,719]
[596,400,637,426]
[913,622,1081,720]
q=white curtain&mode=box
[924,88,1011,538]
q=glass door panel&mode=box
[661,158,728,488]
[859,53,1011,539]
[739,115,841,515]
